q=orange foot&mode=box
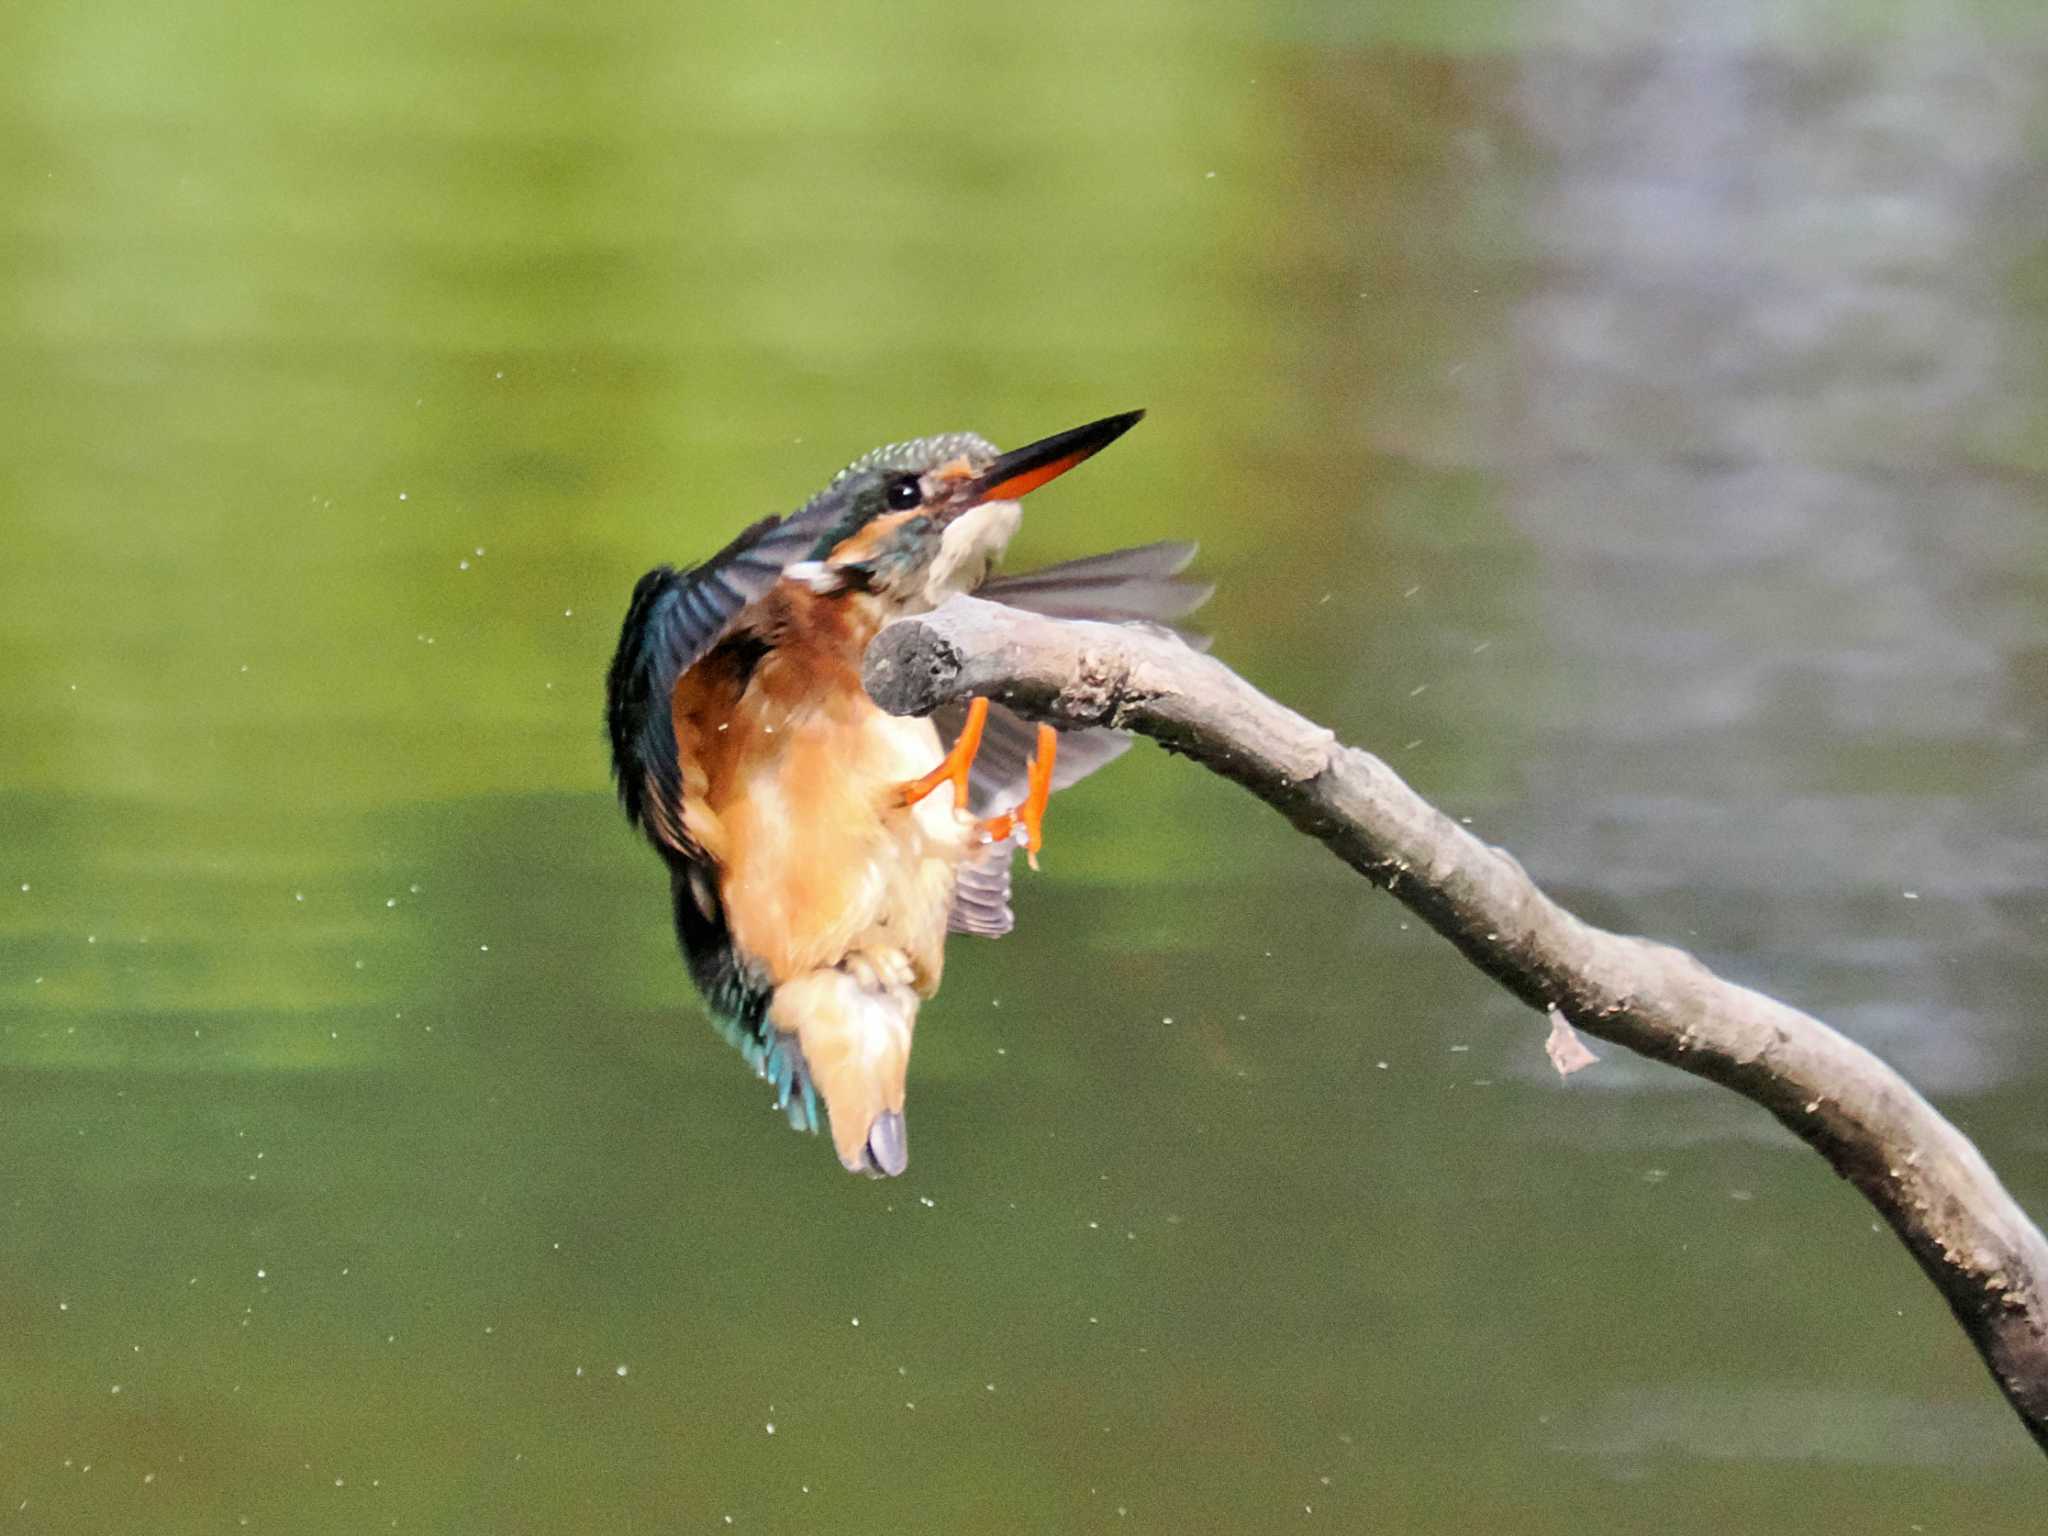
[897,696,989,812]
[977,724,1057,871]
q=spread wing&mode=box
[942,541,1212,936]
[940,541,1212,815]
[609,504,851,1102]
[606,510,835,850]
[972,540,1213,627]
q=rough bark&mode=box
[863,594,2048,1455]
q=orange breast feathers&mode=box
[667,584,972,992]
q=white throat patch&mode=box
[923,499,1022,608]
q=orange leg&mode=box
[897,696,989,812]
[977,724,1058,870]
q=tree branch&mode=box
[863,594,2048,1454]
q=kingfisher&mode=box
[605,409,1207,1176]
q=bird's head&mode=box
[789,410,1143,611]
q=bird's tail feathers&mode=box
[770,964,918,1177]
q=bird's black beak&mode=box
[957,409,1145,507]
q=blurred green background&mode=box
[3,0,2047,1530]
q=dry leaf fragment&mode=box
[1545,1005,1600,1078]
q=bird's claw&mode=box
[976,724,1057,871]
[897,696,989,812]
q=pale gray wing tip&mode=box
[948,843,1016,938]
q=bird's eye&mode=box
[884,475,923,511]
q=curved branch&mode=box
[863,594,2048,1454]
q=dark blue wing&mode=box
[606,509,837,849]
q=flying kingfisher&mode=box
[606,410,1207,1176]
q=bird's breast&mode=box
[680,604,969,990]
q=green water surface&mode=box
[3,1,2047,1530]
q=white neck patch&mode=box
[923,499,1022,608]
